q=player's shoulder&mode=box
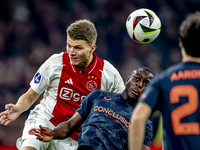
[44,52,63,66]
[154,63,183,81]
[48,52,64,60]
[102,60,119,73]
[90,89,113,95]
[37,52,63,71]
[90,90,118,99]
[90,89,102,95]
[101,60,124,83]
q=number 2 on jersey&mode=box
[170,85,199,135]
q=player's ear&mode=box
[179,41,183,48]
[179,41,187,57]
[91,45,96,52]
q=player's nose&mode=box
[68,47,76,56]
[136,81,143,88]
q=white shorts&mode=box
[16,105,78,150]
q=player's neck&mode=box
[121,92,138,106]
[78,54,94,69]
[183,56,200,63]
[84,54,94,69]
[182,49,200,63]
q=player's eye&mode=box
[134,77,140,82]
[75,46,83,50]
[144,82,149,87]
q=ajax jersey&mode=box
[30,52,125,140]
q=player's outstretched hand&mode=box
[35,125,53,142]
[0,104,21,126]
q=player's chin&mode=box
[128,92,139,100]
[70,60,79,66]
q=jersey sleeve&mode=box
[139,74,161,112]
[143,119,153,147]
[30,53,63,94]
[76,90,100,120]
[101,60,125,93]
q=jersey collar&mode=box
[71,52,98,74]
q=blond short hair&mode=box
[67,19,97,46]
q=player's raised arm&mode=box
[129,102,152,150]
[35,112,83,142]
[0,87,40,126]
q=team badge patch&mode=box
[86,80,97,91]
[34,72,41,84]
[28,127,38,135]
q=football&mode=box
[126,8,161,44]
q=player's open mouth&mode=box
[131,89,139,96]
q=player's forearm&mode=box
[129,118,145,150]
[52,121,73,139]
[16,88,40,113]
[16,95,33,113]
[52,112,82,139]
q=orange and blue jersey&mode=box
[139,62,200,150]
[77,90,153,150]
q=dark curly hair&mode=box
[179,11,200,57]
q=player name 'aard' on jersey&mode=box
[30,52,125,140]
[139,62,200,150]
[77,90,153,150]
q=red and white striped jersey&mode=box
[30,52,125,139]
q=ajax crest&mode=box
[86,80,97,91]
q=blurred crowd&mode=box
[0,0,199,148]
